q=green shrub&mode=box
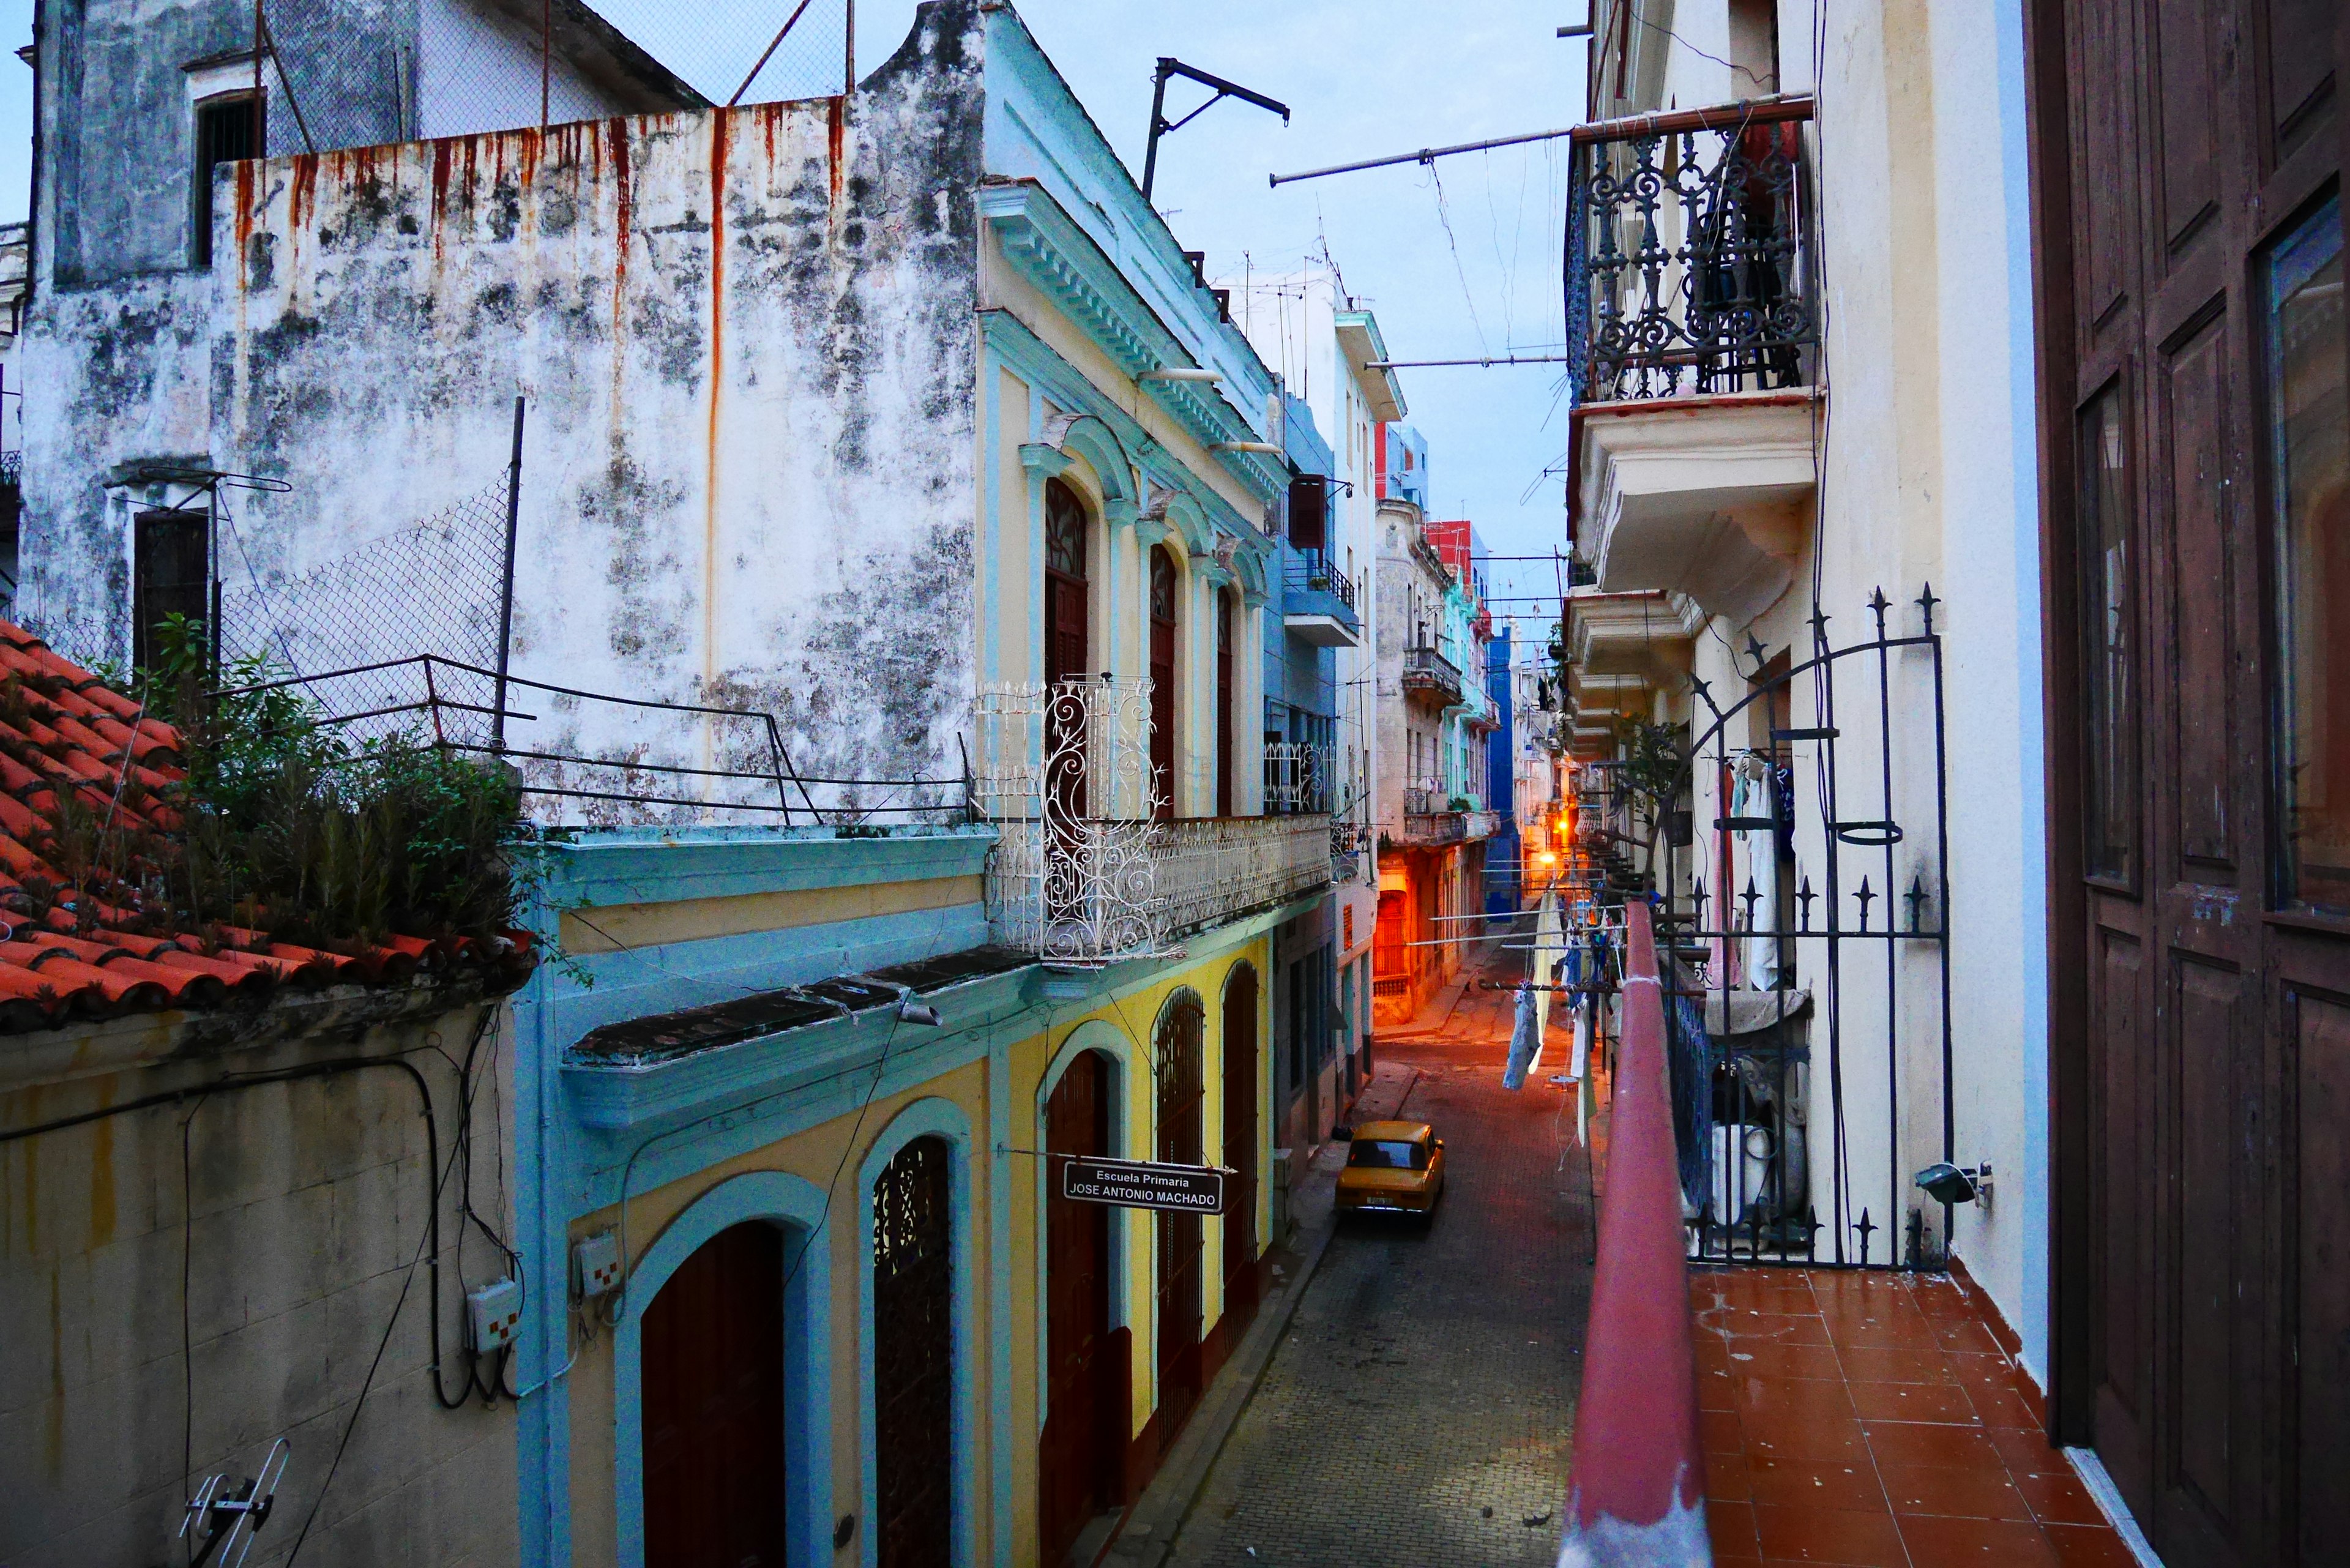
[107,616,532,949]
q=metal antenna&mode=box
[180,1438,289,1568]
[1142,58,1289,201]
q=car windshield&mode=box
[1348,1138,1428,1171]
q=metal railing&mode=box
[1282,551,1359,616]
[978,677,1334,966]
[1569,98,1818,404]
[1401,644,1464,704]
[214,653,968,828]
[1554,897,1709,1561]
[1264,741,1333,814]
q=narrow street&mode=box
[1165,930,1595,1567]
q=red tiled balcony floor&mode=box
[1692,1267,2133,1567]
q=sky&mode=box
[897,0,1595,628]
[0,0,1590,629]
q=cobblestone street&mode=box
[1164,935,1594,1567]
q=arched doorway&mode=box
[1040,1052,1125,1561]
[641,1222,787,1568]
[1222,965,1261,1330]
[1149,547,1179,819]
[1154,994,1206,1449]
[873,1135,954,1568]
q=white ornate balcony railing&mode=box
[1265,742,1334,813]
[980,678,1332,966]
[1154,815,1335,941]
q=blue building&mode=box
[1486,625,1521,915]
[1264,392,1365,1149]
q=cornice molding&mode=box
[979,181,1285,501]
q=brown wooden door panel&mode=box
[1155,998,1206,1448]
[1042,1053,1120,1561]
[2292,985,2350,1566]
[2150,0,2223,255]
[2072,0,2139,337]
[641,1223,787,1568]
[1222,968,1261,1329]
[2166,955,2245,1536]
[2160,309,2239,875]
[2263,0,2337,146]
[2093,922,2154,1515]
[2038,1,2348,1561]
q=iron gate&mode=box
[1635,588,1956,1269]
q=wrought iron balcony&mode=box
[1401,644,1464,706]
[1569,100,1817,404]
[1283,551,1360,647]
[1264,741,1334,815]
[977,677,1333,966]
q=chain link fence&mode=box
[218,472,512,748]
[256,0,854,158]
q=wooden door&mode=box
[641,1222,786,1568]
[1040,1054,1121,1562]
[873,1137,955,1568]
[2031,2,2349,1562]
[1222,967,1261,1326]
[1046,479,1090,822]
[1154,998,1205,1449]
[1151,548,1179,819]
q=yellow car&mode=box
[1335,1120,1445,1218]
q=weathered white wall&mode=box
[0,1000,519,1568]
[195,23,980,799]
[1784,0,2046,1363]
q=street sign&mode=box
[1058,1155,1227,1215]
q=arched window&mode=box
[1045,478,1090,687]
[1149,547,1179,819]
[872,1135,955,1567]
[1046,479,1093,824]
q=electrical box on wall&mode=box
[466,1277,522,1352]
[572,1231,622,1299]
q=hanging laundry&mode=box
[1502,980,1542,1090]
[1736,754,1781,990]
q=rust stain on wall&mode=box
[828,96,846,211]
[233,159,255,255]
[704,111,730,708]
[86,1112,113,1249]
[289,152,319,234]
[431,140,455,264]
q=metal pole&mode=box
[1141,60,1171,202]
[540,0,550,129]
[495,397,524,752]
[843,0,855,99]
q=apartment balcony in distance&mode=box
[1390,781,1499,849]
[1570,98,1822,627]
[1283,551,1361,647]
[1401,644,1464,707]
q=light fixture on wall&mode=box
[1914,1161,1992,1206]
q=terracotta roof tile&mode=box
[0,618,532,1032]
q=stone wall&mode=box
[21,2,985,802]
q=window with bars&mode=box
[193,94,262,268]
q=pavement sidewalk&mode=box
[1095,1059,1421,1568]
